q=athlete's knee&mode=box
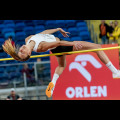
[93,44,102,53]
[97,44,102,49]
[93,44,101,49]
[59,63,66,70]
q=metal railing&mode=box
[0,61,51,100]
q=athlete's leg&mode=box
[76,41,110,64]
[73,41,119,76]
[46,55,66,97]
[52,55,66,85]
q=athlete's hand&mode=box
[73,41,83,51]
[59,28,70,37]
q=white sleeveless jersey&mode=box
[26,34,56,52]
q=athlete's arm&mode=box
[40,28,61,34]
[40,28,70,37]
[40,41,81,52]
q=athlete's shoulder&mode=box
[25,35,34,43]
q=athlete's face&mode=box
[18,45,31,59]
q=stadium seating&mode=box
[3,20,14,24]
[15,22,26,32]
[67,27,79,37]
[76,22,87,28]
[56,20,66,28]
[34,25,45,34]
[2,28,14,34]
[24,20,34,26]
[24,26,35,36]
[4,32,15,39]
[45,20,56,29]
[0,24,5,31]
[14,20,24,24]
[65,20,76,28]
[6,23,15,29]
[78,27,88,32]
[0,20,4,24]
[0,38,4,44]
[71,36,82,41]
[15,31,26,41]
[79,31,91,40]
[33,20,45,26]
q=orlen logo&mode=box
[69,54,102,82]
[66,54,107,99]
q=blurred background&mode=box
[0,20,119,100]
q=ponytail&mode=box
[2,40,30,61]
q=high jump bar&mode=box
[0,46,120,61]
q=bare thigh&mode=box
[57,55,66,67]
[73,41,101,51]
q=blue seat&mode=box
[0,33,4,38]
[24,26,35,36]
[0,73,6,80]
[76,20,84,23]
[71,36,82,41]
[0,61,5,65]
[41,57,50,61]
[67,27,79,37]
[33,20,45,25]
[28,58,37,62]
[16,40,25,46]
[9,72,19,79]
[15,31,26,41]
[15,22,26,32]
[0,20,4,24]
[6,23,15,29]
[65,20,76,28]
[34,25,45,34]
[63,37,71,41]
[76,22,87,28]
[0,24,5,31]
[79,31,91,40]
[78,27,88,32]
[86,39,94,43]
[24,20,34,26]
[4,32,15,39]
[6,66,17,73]
[56,20,66,28]
[2,28,14,34]
[57,32,64,39]
[45,20,56,29]
[5,60,16,64]
[0,38,4,43]
[4,20,14,24]
[14,20,24,24]
[0,67,5,73]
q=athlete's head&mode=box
[18,44,31,60]
[2,39,31,61]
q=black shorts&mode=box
[50,38,73,57]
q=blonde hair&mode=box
[2,40,30,61]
